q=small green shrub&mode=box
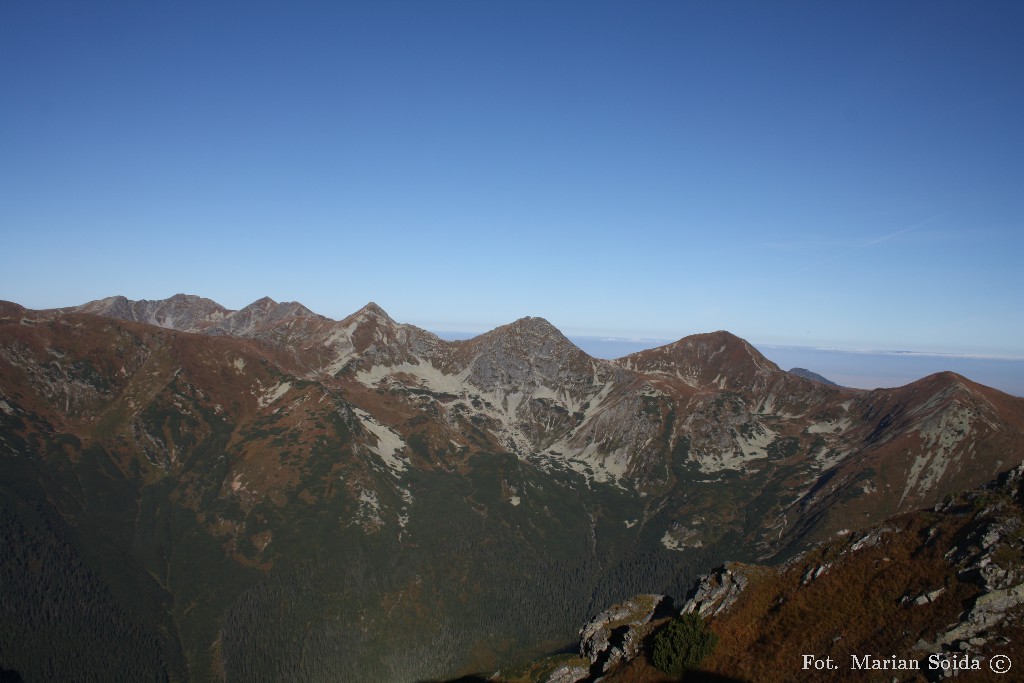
[652,612,718,677]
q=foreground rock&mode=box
[679,562,751,618]
[545,594,667,682]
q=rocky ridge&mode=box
[9,294,1024,555]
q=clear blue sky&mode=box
[2,1,1022,356]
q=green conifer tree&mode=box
[652,612,718,677]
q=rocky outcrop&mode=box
[918,582,1024,654]
[915,465,1024,655]
[545,594,667,682]
[679,563,750,618]
[71,293,229,331]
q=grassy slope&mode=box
[602,471,1024,683]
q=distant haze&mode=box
[436,332,1024,397]
[754,344,1024,398]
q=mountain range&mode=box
[2,294,1023,681]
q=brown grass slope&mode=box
[606,466,1024,683]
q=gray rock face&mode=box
[914,465,1024,654]
[74,293,228,331]
[912,587,946,606]
[577,594,666,677]
[461,316,616,395]
[72,293,322,337]
[917,581,1024,654]
[680,562,749,618]
[208,297,319,337]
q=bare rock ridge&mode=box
[211,297,319,337]
[60,295,796,393]
[7,292,1019,553]
[66,293,319,336]
[73,293,229,331]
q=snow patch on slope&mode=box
[696,423,777,473]
[905,403,974,505]
[900,403,976,504]
[258,381,291,407]
[353,408,408,473]
[357,361,470,395]
[808,418,852,434]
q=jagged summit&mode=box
[237,296,314,316]
[80,293,222,310]
[167,293,209,303]
[359,301,388,316]
[60,295,749,379]
[212,297,321,337]
[344,301,395,325]
[72,293,228,331]
[511,315,555,326]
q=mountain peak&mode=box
[618,329,781,388]
[72,293,228,331]
[899,370,989,401]
[687,329,747,346]
[454,315,602,393]
[244,296,278,310]
[358,301,388,316]
[89,294,130,307]
[507,315,562,333]
[346,302,395,326]
[211,297,322,338]
[480,316,579,351]
[167,293,209,303]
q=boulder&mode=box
[578,594,666,677]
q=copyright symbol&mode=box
[990,654,1011,674]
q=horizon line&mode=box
[7,294,1021,362]
[431,330,1024,362]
